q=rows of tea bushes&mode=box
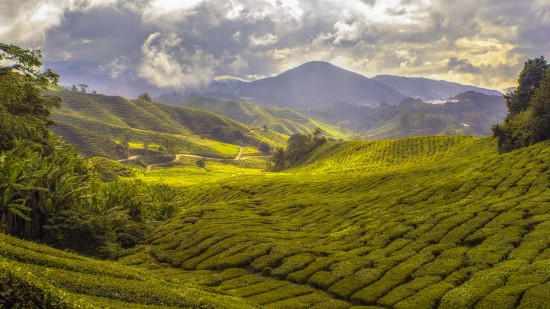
[124,136,550,308]
[0,233,259,308]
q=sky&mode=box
[1,0,549,94]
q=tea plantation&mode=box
[0,232,259,308]
[2,136,549,308]
[124,136,550,308]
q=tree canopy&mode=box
[493,56,550,152]
[0,43,60,150]
[270,128,326,170]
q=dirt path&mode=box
[235,147,244,160]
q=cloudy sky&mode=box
[1,0,549,94]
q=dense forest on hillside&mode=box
[310,91,507,139]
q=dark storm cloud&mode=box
[44,7,152,62]
[1,0,549,93]
[447,57,481,74]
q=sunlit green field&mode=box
[3,135,549,308]
[0,233,259,308]
[142,161,265,187]
[125,136,550,308]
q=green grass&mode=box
[140,161,264,186]
[119,136,550,308]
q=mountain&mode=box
[160,96,348,137]
[235,61,404,108]
[158,62,505,110]
[373,75,502,99]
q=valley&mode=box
[1,36,549,309]
[2,135,549,308]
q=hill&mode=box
[0,232,258,308]
[50,90,287,159]
[312,91,507,138]
[373,75,502,100]
[164,96,348,137]
[118,136,550,308]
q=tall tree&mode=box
[505,56,548,118]
[530,70,550,142]
[0,43,60,150]
[493,56,550,152]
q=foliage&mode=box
[138,92,153,102]
[196,159,206,169]
[0,43,60,150]
[270,128,326,170]
[0,136,91,239]
[493,56,550,152]
[504,56,548,117]
[0,260,75,308]
[259,141,271,154]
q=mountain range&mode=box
[162,61,503,109]
[47,60,503,109]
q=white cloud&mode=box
[141,0,204,22]
[333,21,363,45]
[100,56,131,78]
[249,33,279,47]
[0,0,124,45]
[2,0,548,93]
[138,32,219,89]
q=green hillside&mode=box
[50,91,287,159]
[176,96,348,138]
[121,136,550,308]
[0,233,259,308]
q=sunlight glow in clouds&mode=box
[1,0,549,92]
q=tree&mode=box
[493,56,550,152]
[505,56,548,118]
[138,92,153,102]
[530,70,550,142]
[163,138,178,154]
[270,128,327,170]
[270,148,286,171]
[0,43,60,150]
[259,142,271,154]
[195,159,205,169]
[78,83,88,93]
[71,85,78,91]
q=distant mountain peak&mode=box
[286,61,360,75]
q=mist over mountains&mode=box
[48,59,503,109]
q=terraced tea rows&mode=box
[50,90,288,159]
[0,233,258,308]
[125,136,550,308]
